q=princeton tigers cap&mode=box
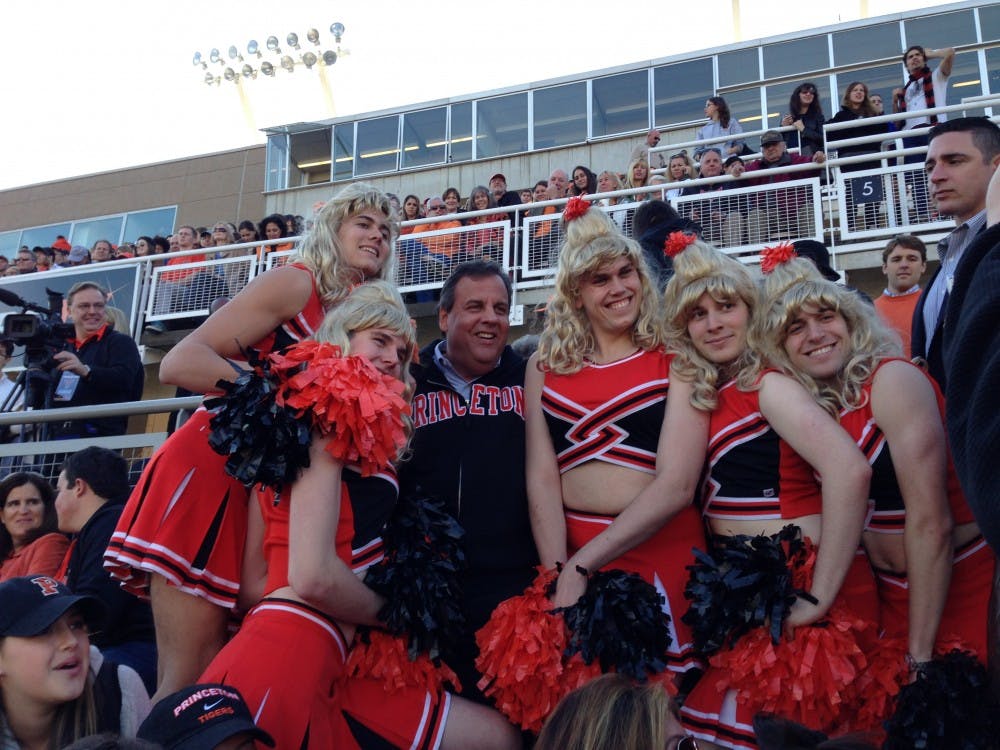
[138,683,275,749]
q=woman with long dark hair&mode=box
[782,82,826,157]
[0,473,67,582]
[569,166,597,197]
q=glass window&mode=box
[591,70,649,138]
[356,115,400,176]
[654,58,714,126]
[450,102,473,163]
[0,231,21,257]
[979,5,1000,42]
[533,82,587,149]
[476,93,528,158]
[289,129,332,185]
[21,223,71,250]
[71,216,124,249]
[950,50,986,114]
[763,35,829,79]
[832,23,902,67]
[726,88,766,132]
[123,207,176,242]
[905,10,977,49]
[402,108,447,169]
[718,47,759,88]
[332,124,354,182]
[987,47,1000,98]
[265,133,288,191]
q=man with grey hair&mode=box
[631,128,667,169]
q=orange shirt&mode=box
[0,532,71,582]
[414,220,462,257]
[873,288,921,358]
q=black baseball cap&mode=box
[793,239,841,282]
[138,683,275,750]
[0,576,105,637]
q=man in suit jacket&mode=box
[911,117,1000,389]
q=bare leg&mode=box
[149,573,230,702]
[441,695,522,750]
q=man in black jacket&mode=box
[56,446,156,693]
[400,261,538,704]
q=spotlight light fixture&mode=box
[330,22,345,43]
[204,71,217,85]
[306,28,320,45]
[193,51,206,68]
[322,50,337,66]
[209,48,222,64]
[287,32,300,50]
[280,55,295,72]
[266,35,280,53]
[242,64,255,78]
[261,61,275,76]
[247,39,260,56]
[302,52,318,68]
[223,67,237,82]
[228,45,243,61]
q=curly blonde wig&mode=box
[662,237,761,410]
[755,257,901,415]
[291,182,399,309]
[536,206,662,374]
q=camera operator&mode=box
[51,282,143,438]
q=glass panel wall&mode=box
[979,4,1000,42]
[718,47,760,88]
[533,82,587,150]
[332,125,354,182]
[951,50,987,115]
[766,77,833,137]
[402,108,448,169]
[0,231,21,256]
[592,70,648,138]
[450,101,473,163]
[355,116,400,176]
[123,207,177,242]
[264,133,288,192]
[289,130,332,185]
[21,224,72,250]
[763,35,830,78]
[726,88,766,131]
[904,10,977,49]
[987,47,1000,102]
[832,22,902,66]
[476,93,528,158]
[832,63,901,113]
[654,58,714,126]
[72,217,124,249]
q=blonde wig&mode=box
[292,182,399,308]
[536,205,662,375]
[315,279,416,450]
[624,156,650,191]
[755,256,901,415]
[662,237,761,411]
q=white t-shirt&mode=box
[904,65,949,129]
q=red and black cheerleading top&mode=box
[260,466,399,595]
[542,349,670,475]
[703,376,822,521]
[248,262,326,358]
[837,359,975,534]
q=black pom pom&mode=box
[883,650,1000,750]
[681,524,814,655]
[206,366,311,490]
[558,569,672,680]
[363,490,467,664]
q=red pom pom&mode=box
[760,243,797,274]
[664,231,697,258]
[271,341,409,476]
[346,630,461,695]
[847,634,907,735]
[563,196,591,222]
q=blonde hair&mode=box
[104,306,130,336]
[625,157,650,190]
[314,280,416,451]
[291,182,399,309]
[662,237,761,410]
[536,205,661,374]
[755,257,901,415]
[535,674,675,750]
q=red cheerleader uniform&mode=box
[104,264,325,608]
[543,348,706,676]
[839,359,992,659]
[681,378,878,749]
[201,464,450,750]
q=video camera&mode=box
[0,287,75,371]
